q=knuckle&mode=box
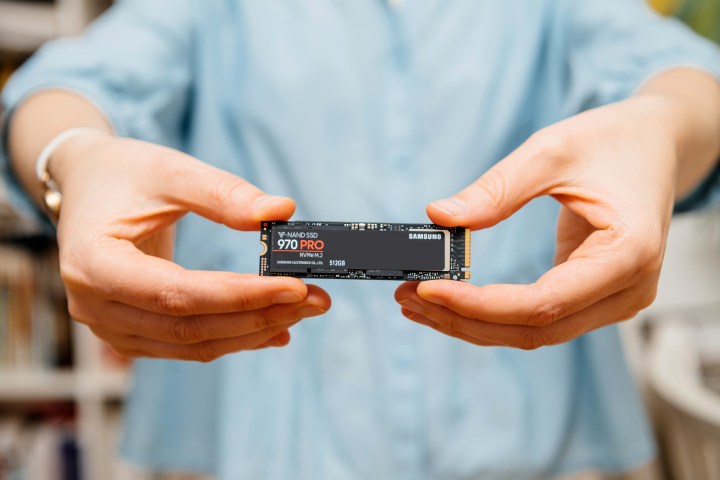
[474,169,508,211]
[529,128,569,165]
[263,304,303,327]
[637,239,663,278]
[87,325,110,340]
[59,252,91,293]
[71,311,100,328]
[517,328,547,351]
[187,343,221,363]
[526,301,566,327]
[154,279,195,316]
[58,263,80,289]
[252,312,275,331]
[66,296,89,322]
[168,318,204,344]
[635,286,659,311]
[644,244,664,276]
[622,231,664,282]
[208,178,247,210]
[233,291,251,311]
[445,315,460,333]
[74,315,99,328]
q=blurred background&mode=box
[0,1,719,479]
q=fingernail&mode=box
[431,198,467,217]
[398,299,425,315]
[298,305,326,318]
[254,195,289,210]
[273,291,305,304]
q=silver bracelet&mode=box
[35,127,104,223]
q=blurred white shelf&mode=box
[0,0,99,53]
[75,368,130,400]
[0,369,75,400]
[0,367,129,401]
[0,1,59,52]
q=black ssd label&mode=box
[271,228,448,272]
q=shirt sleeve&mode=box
[566,0,720,212]
[0,0,194,227]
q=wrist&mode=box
[632,93,690,147]
[628,94,691,193]
[636,68,720,198]
[48,129,114,188]
[35,128,113,223]
[655,91,720,199]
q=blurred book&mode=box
[0,413,81,480]
[0,245,34,369]
[0,179,41,241]
[0,245,73,370]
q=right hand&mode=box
[51,132,330,362]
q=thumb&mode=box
[168,157,295,230]
[427,144,554,229]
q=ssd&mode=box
[259,221,470,281]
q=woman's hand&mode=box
[52,134,330,361]
[395,95,689,349]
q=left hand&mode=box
[395,96,682,349]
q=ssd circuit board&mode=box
[259,221,470,281]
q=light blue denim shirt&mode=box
[3,1,720,479]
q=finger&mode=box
[70,239,313,316]
[105,330,293,359]
[398,295,515,345]
[406,227,647,327]
[82,285,330,344]
[395,281,421,302]
[164,154,295,230]
[106,345,147,360]
[401,308,503,347]
[256,330,292,349]
[426,134,561,229]
[400,283,653,349]
[107,323,296,362]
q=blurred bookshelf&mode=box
[0,2,137,479]
[0,0,111,54]
[0,243,133,480]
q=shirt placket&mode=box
[382,3,426,479]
